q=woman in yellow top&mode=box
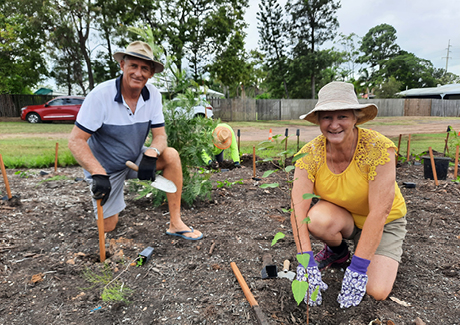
[292,82,407,308]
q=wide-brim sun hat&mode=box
[113,41,164,73]
[299,81,378,125]
[213,126,232,150]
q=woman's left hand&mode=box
[337,255,370,308]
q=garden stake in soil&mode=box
[454,145,459,179]
[252,146,260,181]
[407,134,411,162]
[0,154,12,200]
[397,134,402,166]
[444,126,451,156]
[237,129,240,153]
[428,147,439,186]
[230,262,269,325]
[96,199,106,263]
[296,129,300,151]
[54,143,59,173]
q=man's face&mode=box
[120,57,154,92]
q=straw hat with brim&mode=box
[299,81,378,125]
[113,41,164,73]
[213,126,232,150]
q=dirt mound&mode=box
[1,159,459,324]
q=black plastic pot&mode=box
[421,156,451,180]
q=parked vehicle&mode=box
[21,96,85,123]
[172,96,214,119]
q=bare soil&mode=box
[1,151,460,324]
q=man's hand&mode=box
[234,161,241,168]
[337,255,370,308]
[210,161,219,169]
[138,154,157,181]
[91,174,111,206]
[296,251,328,306]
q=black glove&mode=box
[138,154,157,181]
[234,161,241,168]
[210,161,219,169]
[91,174,111,206]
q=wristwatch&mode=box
[148,147,160,156]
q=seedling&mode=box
[14,170,36,178]
[216,178,243,188]
[257,134,320,321]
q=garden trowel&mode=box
[277,260,295,281]
[125,161,177,193]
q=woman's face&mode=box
[318,110,358,145]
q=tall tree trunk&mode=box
[311,74,315,99]
[283,79,289,99]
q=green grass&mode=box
[1,120,459,169]
[0,121,74,134]
[0,121,76,169]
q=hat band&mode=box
[126,51,153,61]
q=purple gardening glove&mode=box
[296,251,329,306]
[337,255,370,308]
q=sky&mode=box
[244,0,460,78]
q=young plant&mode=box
[81,263,134,303]
[216,178,244,188]
[260,133,322,320]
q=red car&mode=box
[21,96,85,123]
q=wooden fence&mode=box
[210,98,460,121]
[0,94,54,117]
[1,94,460,121]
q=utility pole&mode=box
[442,39,452,74]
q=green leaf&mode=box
[292,152,308,163]
[302,193,320,200]
[311,285,320,302]
[271,232,285,246]
[262,157,274,162]
[282,208,292,213]
[284,166,295,173]
[296,253,310,267]
[262,170,277,178]
[260,183,279,188]
[292,280,309,305]
[301,216,311,224]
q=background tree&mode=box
[0,0,49,94]
[257,0,290,98]
[286,0,341,98]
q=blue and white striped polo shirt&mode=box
[75,75,165,174]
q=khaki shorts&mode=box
[347,216,407,262]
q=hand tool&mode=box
[231,262,269,325]
[260,253,277,279]
[277,260,295,281]
[125,161,177,193]
[96,199,106,262]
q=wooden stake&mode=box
[253,146,256,178]
[454,145,459,180]
[54,142,59,172]
[406,134,411,162]
[96,200,106,262]
[444,133,450,156]
[237,129,241,153]
[296,129,300,151]
[397,134,402,153]
[0,154,12,199]
[428,147,439,186]
[230,262,269,325]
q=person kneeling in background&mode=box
[201,123,241,169]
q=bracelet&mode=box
[148,147,160,156]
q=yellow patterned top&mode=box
[295,127,406,228]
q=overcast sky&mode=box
[244,0,460,79]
